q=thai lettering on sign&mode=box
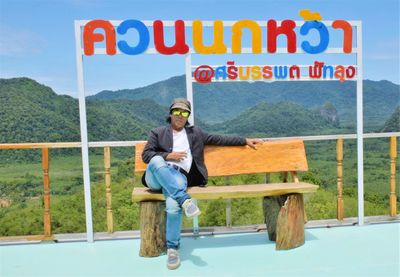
[82,19,353,56]
[193,61,356,83]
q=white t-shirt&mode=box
[168,128,193,173]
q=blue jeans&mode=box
[145,156,191,249]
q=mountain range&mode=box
[90,75,400,128]
[0,76,398,147]
[0,78,167,143]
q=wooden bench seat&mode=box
[132,139,318,257]
[133,182,318,201]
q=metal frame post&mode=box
[185,54,194,124]
[356,22,364,225]
[74,21,94,242]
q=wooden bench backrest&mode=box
[135,139,308,177]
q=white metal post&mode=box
[185,54,194,124]
[356,22,364,225]
[74,21,94,242]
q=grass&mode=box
[0,149,131,196]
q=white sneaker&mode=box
[182,199,201,218]
[167,248,180,270]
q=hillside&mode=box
[1,77,397,147]
[211,102,339,137]
[381,107,400,132]
[91,76,186,106]
[0,77,398,237]
[89,76,400,127]
[0,78,80,143]
[0,78,167,144]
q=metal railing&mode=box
[0,132,398,241]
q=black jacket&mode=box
[142,125,246,186]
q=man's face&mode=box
[170,109,190,131]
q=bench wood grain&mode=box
[133,182,318,201]
[134,139,308,175]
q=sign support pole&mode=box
[356,22,364,225]
[74,21,94,242]
[185,54,194,124]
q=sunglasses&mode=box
[171,110,190,118]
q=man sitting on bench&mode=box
[141,98,262,270]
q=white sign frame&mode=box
[74,20,363,242]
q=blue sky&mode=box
[0,0,399,97]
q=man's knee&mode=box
[148,155,167,170]
[165,197,181,214]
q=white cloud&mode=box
[0,25,46,57]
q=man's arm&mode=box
[200,128,263,148]
[141,129,169,163]
[201,129,246,146]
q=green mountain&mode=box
[86,99,168,141]
[210,102,338,137]
[0,78,80,143]
[91,76,186,106]
[318,102,339,127]
[1,77,398,148]
[0,77,341,157]
[89,76,400,128]
[0,78,167,144]
[381,107,400,132]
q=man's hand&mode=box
[166,151,187,161]
[246,138,263,149]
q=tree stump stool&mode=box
[139,201,166,257]
[264,194,305,250]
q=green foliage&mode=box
[381,107,400,132]
[1,137,399,236]
[318,102,340,127]
[86,99,167,141]
[0,78,80,144]
[300,169,323,187]
[305,190,337,219]
[0,174,42,201]
[0,77,399,236]
[232,198,264,225]
[0,78,168,162]
[51,191,86,233]
[90,76,399,128]
[211,101,339,137]
[200,200,226,226]
[1,77,399,160]
[0,201,43,236]
[115,159,135,183]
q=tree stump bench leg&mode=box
[263,195,287,241]
[276,193,305,250]
[139,201,166,257]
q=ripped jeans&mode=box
[145,155,191,250]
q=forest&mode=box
[0,77,398,236]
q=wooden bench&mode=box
[132,139,318,257]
